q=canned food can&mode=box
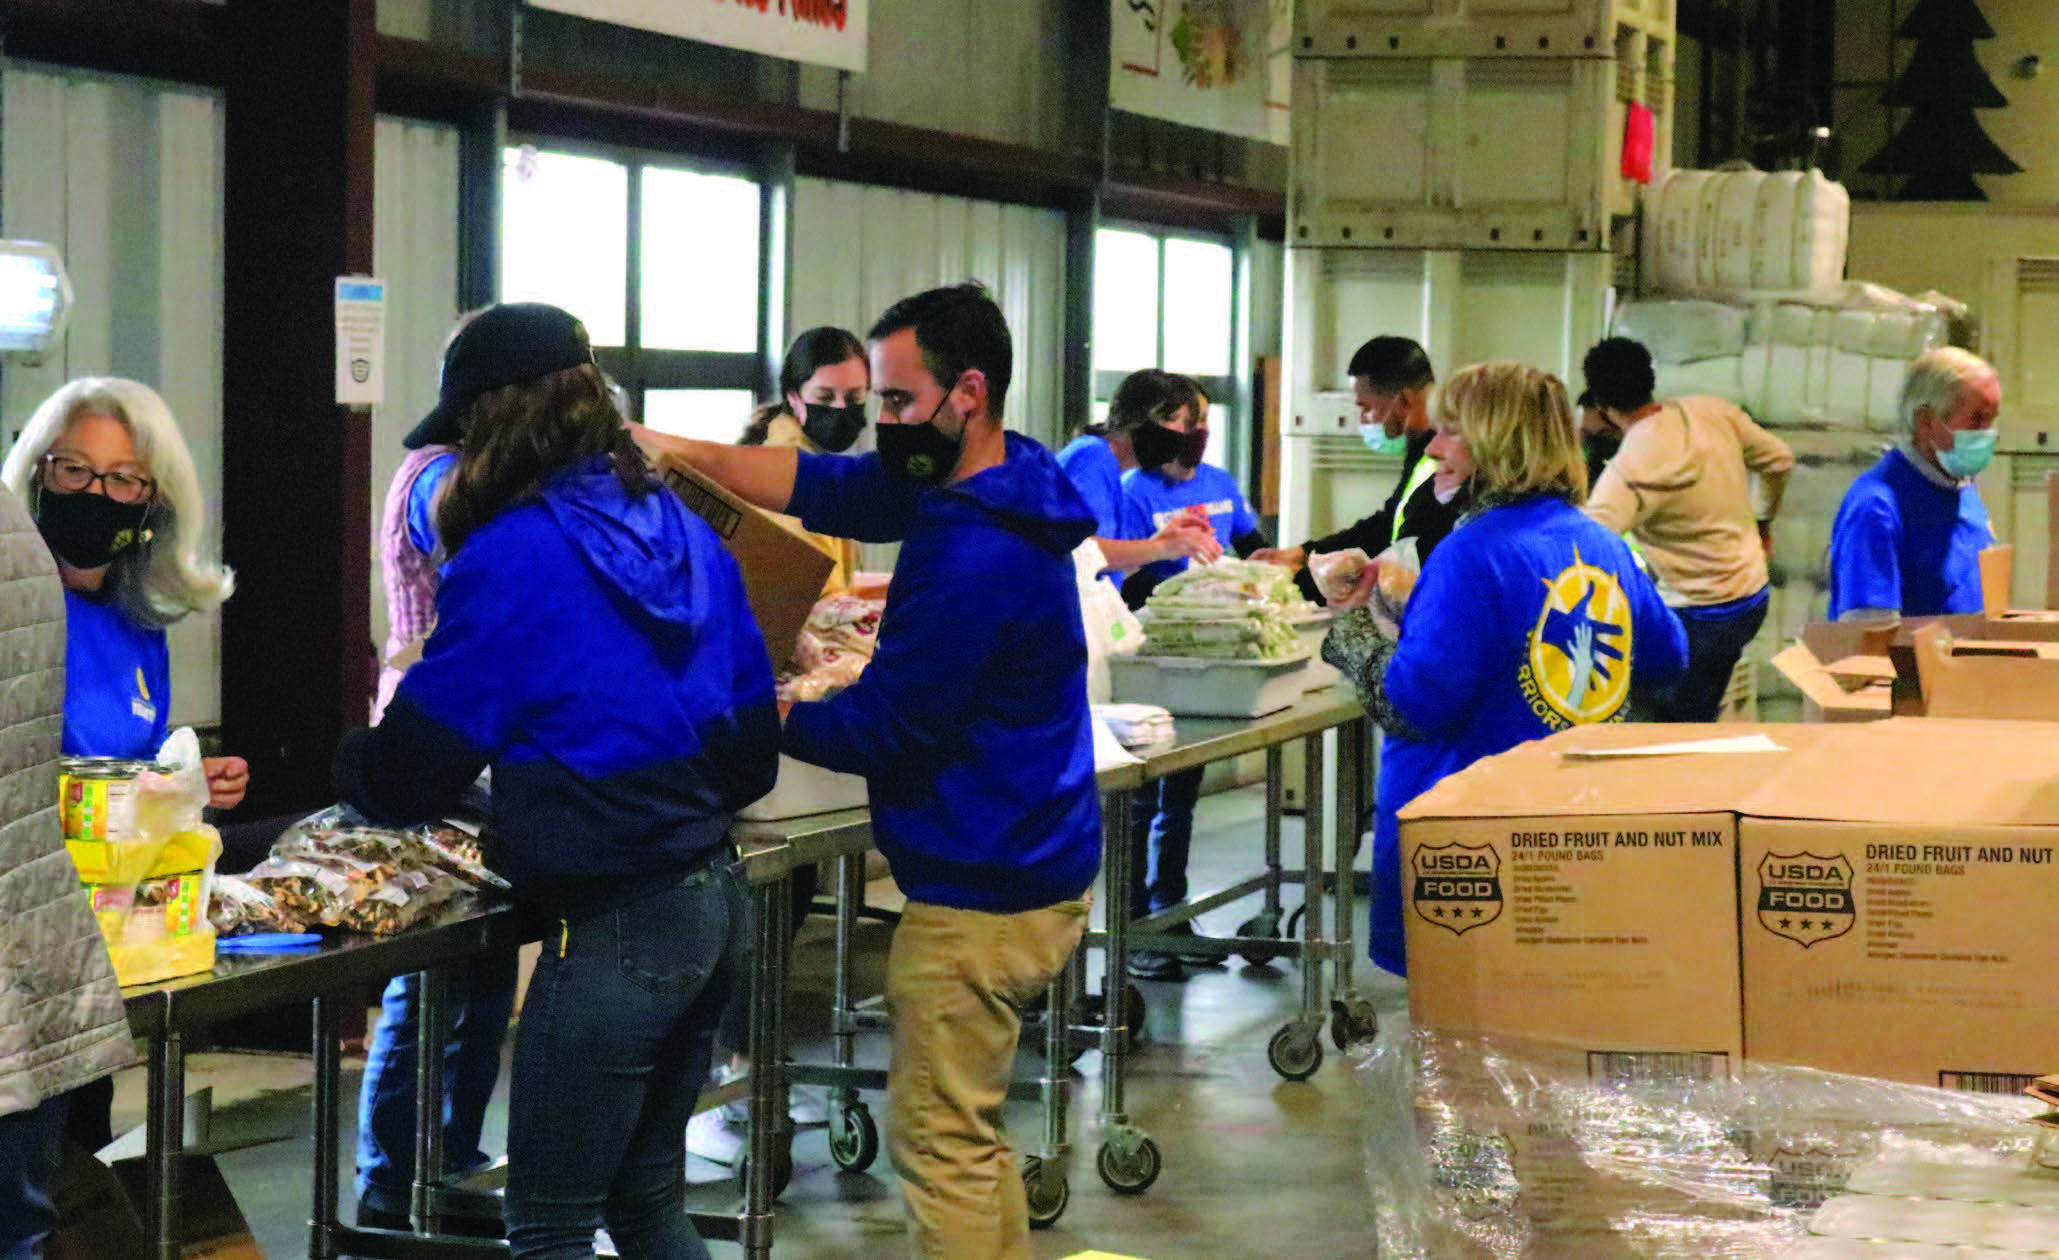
[59,757,152,842]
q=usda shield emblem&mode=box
[1411,843,1503,936]
[1756,852,1856,948]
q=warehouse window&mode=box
[500,144,765,441]
[1091,227,1236,468]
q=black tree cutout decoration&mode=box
[1860,0,2023,200]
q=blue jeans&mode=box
[505,861,747,1259]
[1128,767,1203,918]
[1635,594,1769,723]
[0,1094,69,1259]
[356,951,520,1214]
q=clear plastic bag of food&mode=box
[1372,537,1422,620]
[1309,547,1373,606]
[243,852,464,936]
[208,872,302,935]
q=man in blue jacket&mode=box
[635,282,1099,1260]
[1828,347,2001,620]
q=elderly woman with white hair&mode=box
[2,376,246,1152]
[1827,347,2002,620]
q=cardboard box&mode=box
[1739,718,2059,1092]
[1402,719,2059,1092]
[653,453,835,669]
[50,1150,262,1260]
[1398,723,1821,1076]
[1910,622,2059,720]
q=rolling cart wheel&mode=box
[735,1142,795,1199]
[1236,908,1286,965]
[1023,1156,1070,1228]
[1095,1135,1163,1195]
[1330,996,1379,1050]
[828,1102,879,1173]
[1267,1023,1324,1081]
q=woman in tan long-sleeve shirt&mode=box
[1579,336,1794,722]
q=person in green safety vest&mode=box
[1253,335,1470,603]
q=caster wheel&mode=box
[1235,909,1286,965]
[828,1102,879,1173]
[1330,997,1378,1050]
[1268,1023,1324,1081]
[735,1143,795,1199]
[1023,1156,1070,1228]
[1096,1135,1163,1195]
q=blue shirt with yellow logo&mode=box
[1362,494,1688,976]
[62,589,171,760]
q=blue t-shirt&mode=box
[406,452,459,556]
[1056,435,1125,539]
[1118,462,1260,584]
[1827,447,1992,619]
[1360,495,1688,976]
[63,589,171,759]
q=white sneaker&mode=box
[685,1107,744,1166]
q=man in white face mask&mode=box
[1252,335,1467,602]
[1828,346,2002,622]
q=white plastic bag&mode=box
[1075,540,1144,705]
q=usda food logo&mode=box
[1411,842,1503,936]
[1756,851,1855,948]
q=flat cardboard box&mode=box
[1739,718,2059,1091]
[51,1149,262,1260]
[654,453,835,669]
[1398,723,1822,1076]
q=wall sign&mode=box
[1111,0,1290,146]
[529,0,868,73]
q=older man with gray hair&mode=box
[1827,346,2001,619]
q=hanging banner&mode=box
[529,0,868,73]
[1110,0,1290,146]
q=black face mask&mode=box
[799,402,867,454]
[1174,427,1211,469]
[35,490,151,570]
[1130,422,1182,472]
[876,382,965,486]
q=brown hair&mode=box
[437,362,648,554]
[1436,361,1587,503]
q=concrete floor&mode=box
[105,781,1401,1260]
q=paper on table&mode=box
[1091,714,1142,771]
[1561,734,1788,759]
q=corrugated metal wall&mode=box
[369,116,462,659]
[791,178,1068,450]
[1,63,225,726]
[793,0,1066,150]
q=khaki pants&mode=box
[886,896,1089,1260]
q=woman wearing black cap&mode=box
[336,301,780,1258]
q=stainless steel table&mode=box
[119,813,844,1260]
[1083,685,1372,1195]
[120,904,527,1260]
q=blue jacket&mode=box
[1355,495,1688,975]
[783,434,1102,912]
[63,589,170,759]
[1828,447,1992,619]
[336,458,780,915]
